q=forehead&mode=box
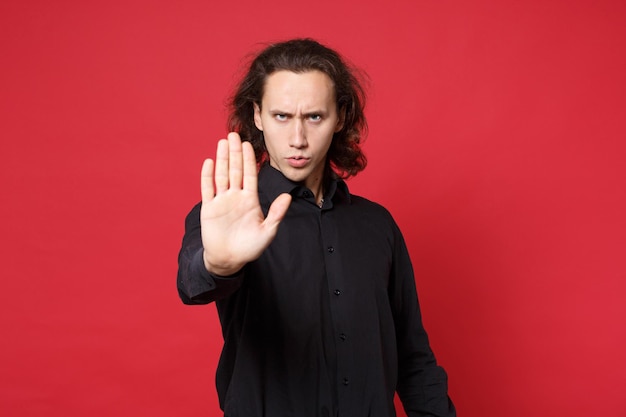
[261,70,336,109]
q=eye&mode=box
[308,114,322,122]
[274,114,287,121]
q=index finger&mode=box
[242,140,258,192]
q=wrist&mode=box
[203,250,244,276]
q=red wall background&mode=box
[1,0,625,416]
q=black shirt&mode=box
[177,165,455,417]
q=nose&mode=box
[289,119,307,148]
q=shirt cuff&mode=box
[187,249,244,299]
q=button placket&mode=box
[319,209,351,393]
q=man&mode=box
[177,38,456,417]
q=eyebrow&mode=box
[268,109,328,117]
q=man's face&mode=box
[254,70,343,191]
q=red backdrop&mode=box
[1,0,625,416]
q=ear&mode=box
[253,103,263,131]
[334,107,345,133]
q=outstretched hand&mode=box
[200,132,292,276]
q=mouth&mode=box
[287,156,310,168]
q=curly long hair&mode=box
[227,38,368,179]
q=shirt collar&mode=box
[257,164,351,206]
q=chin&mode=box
[284,168,311,182]
[284,172,308,183]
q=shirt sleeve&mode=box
[389,222,456,417]
[177,202,244,305]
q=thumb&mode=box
[264,193,292,230]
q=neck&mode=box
[307,161,331,205]
[304,169,326,204]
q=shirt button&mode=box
[339,333,347,341]
[302,190,312,198]
[327,246,334,253]
[334,289,341,296]
[343,378,349,386]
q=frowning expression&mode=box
[254,70,343,193]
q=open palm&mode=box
[200,132,291,276]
